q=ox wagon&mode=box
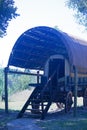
[5,26,87,119]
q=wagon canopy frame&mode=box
[7,26,87,72]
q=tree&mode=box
[0,0,19,37]
[66,0,87,28]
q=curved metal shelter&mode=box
[7,26,87,71]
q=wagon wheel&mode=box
[65,91,73,113]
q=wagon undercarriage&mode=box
[17,70,87,119]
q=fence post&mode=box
[4,67,8,113]
[73,66,78,117]
[37,71,40,84]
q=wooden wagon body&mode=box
[44,54,87,98]
[5,26,87,119]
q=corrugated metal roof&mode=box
[7,26,87,71]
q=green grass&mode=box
[37,119,87,130]
[0,109,18,130]
[0,116,12,127]
[0,107,87,130]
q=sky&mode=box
[0,0,87,67]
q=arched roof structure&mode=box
[7,26,87,71]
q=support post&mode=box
[4,67,8,113]
[37,71,40,84]
[73,66,78,117]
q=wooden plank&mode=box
[8,69,43,76]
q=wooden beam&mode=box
[37,71,40,84]
[4,67,8,113]
[8,69,43,76]
[73,66,78,117]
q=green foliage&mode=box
[0,67,37,96]
[66,0,87,28]
[0,0,19,37]
[8,74,36,95]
